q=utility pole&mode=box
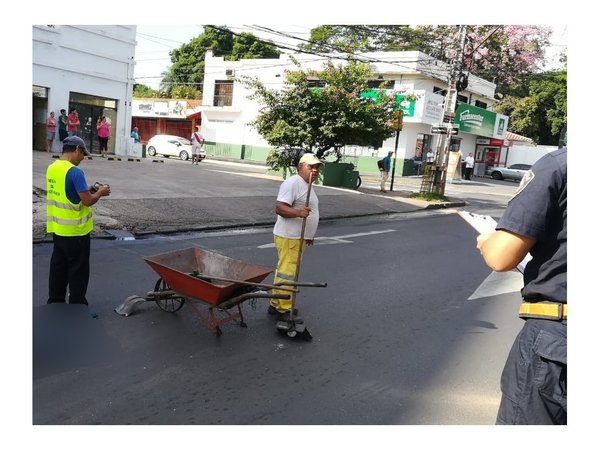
[389,110,403,191]
[421,25,468,196]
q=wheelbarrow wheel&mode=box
[153,278,185,313]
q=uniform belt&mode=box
[519,301,567,320]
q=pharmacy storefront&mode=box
[454,103,509,176]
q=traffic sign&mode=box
[431,124,459,135]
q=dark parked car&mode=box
[488,163,532,181]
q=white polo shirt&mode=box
[273,174,319,240]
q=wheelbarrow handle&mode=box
[275,281,328,288]
[188,272,298,293]
[218,292,291,310]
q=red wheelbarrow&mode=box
[115,247,325,338]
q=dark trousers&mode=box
[496,319,567,425]
[48,233,91,305]
[464,167,473,180]
[98,137,108,152]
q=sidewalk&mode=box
[32,151,465,243]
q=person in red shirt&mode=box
[67,108,80,137]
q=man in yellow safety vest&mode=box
[46,136,111,308]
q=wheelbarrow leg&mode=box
[238,304,247,328]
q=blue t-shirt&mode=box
[65,166,89,204]
[383,155,392,172]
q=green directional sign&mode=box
[359,90,415,117]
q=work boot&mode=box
[268,305,298,316]
[268,305,302,323]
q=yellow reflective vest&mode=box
[46,160,93,236]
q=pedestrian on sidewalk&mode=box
[191,125,204,165]
[476,148,567,424]
[380,151,393,192]
[46,111,56,153]
[464,152,474,180]
[269,152,324,321]
[58,109,68,142]
[46,136,111,308]
[96,116,110,157]
[131,126,140,143]
[67,108,80,137]
[426,149,434,165]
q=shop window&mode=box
[433,87,467,104]
[308,79,326,88]
[367,79,394,89]
[414,133,432,159]
[474,100,487,109]
[449,138,461,151]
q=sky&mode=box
[134,24,315,89]
[134,24,568,90]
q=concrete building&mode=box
[131,98,202,144]
[199,49,509,176]
[32,25,137,155]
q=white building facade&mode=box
[200,50,509,176]
[32,25,136,155]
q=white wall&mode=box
[202,49,498,160]
[505,145,559,166]
[32,25,136,154]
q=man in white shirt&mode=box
[426,149,434,165]
[269,153,324,321]
[191,125,204,165]
[464,152,475,180]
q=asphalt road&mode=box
[32,212,524,426]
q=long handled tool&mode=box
[276,171,318,341]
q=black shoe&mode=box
[268,305,298,316]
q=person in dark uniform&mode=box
[476,147,567,425]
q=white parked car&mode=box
[146,135,206,161]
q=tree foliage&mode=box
[302,25,552,97]
[301,25,561,144]
[493,71,567,145]
[162,26,280,98]
[242,58,400,168]
[133,83,161,98]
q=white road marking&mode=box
[257,229,396,248]
[468,270,523,300]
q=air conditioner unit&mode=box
[225,69,235,77]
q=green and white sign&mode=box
[359,90,416,117]
[454,103,508,139]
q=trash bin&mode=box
[341,170,359,189]
[321,162,353,187]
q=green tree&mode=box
[169,85,202,100]
[242,58,400,168]
[132,83,161,98]
[493,71,566,145]
[302,25,551,98]
[162,26,280,98]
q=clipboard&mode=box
[458,211,532,274]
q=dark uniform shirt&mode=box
[497,148,567,303]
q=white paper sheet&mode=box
[458,211,532,274]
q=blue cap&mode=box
[63,136,90,155]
